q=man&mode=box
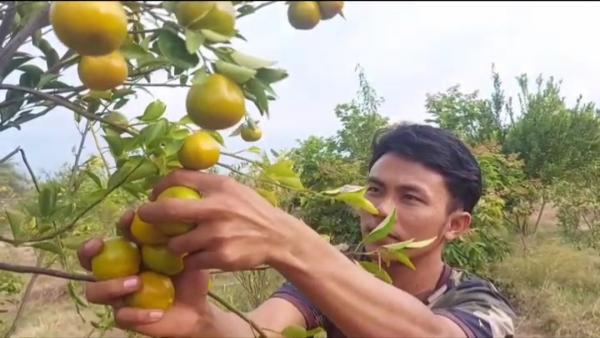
[78,123,516,337]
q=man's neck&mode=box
[387,253,445,297]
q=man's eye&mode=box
[403,194,419,201]
[366,186,379,193]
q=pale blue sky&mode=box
[3,1,600,177]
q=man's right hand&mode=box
[77,210,213,338]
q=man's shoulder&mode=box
[430,266,517,338]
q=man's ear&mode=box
[444,211,472,242]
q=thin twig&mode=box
[207,291,267,338]
[123,81,191,88]
[0,1,16,48]
[221,151,263,166]
[19,148,39,192]
[0,5,49,76]
[0,84,136,135]
[236,1,278,19]
[0,262,93,282]
[68,119,92,190]
[90,125,111,177]
[0,147,19,164]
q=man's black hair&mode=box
[368,123,482,213]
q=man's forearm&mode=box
[272,221,461,338]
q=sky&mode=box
[3,1,600,177]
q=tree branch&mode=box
[0,5,50,77]
[0,1,16,48]
[0,147,19,164]
[0,84,136,135]
[0,261,93,282]
[68,119,92,190]
[123,81,190,88]
[90,125,112,177]
[19,148,39,192]
[236,1,277,19]
[207,291,267,338]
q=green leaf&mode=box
[381,237,437,252]
[140,119,168,148]
[5,209,27,241]
[363,208,397,244]
[35,38,59,69]
[215,60,256,84]
[140,100,167,122]
[38,185,57,217]
[30,241,62,256]
[281,325,307,338]
[246,78,269,116]
[85,90,113,101]
[205,130,225,146]
[231,50,275,69]
[381,249,416,270]
[262,159,304,190]
[158,29,199,69]
[162,0,178,12]
[108,158,158,190]
[37,73,59,89]
[19,65,43,88]
[358,261,393,284]
[322,185,379,215]
[200,29,232,43]
[103,133,124,158]
[1,56,33,81]
[185,28,205,54]
[247,146,262,154]
[114,98,129,110]
[191,69,209,85]
[62,235,89,251]
[83,170,103,188]
[120,40,151,59]
[256,68,289,84]
[256,188,279,207]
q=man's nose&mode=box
[373,196,394,219]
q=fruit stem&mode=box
[236,1,278,19]
[207,291,267,338]
[220,151,263,166]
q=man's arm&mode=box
[271,218,468,338]
[204,297,307,337]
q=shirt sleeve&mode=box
[431,279,516,338]
[269,281,325,330]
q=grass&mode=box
[490,232,600,337]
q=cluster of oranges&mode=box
[287,1,345,30]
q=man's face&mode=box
[360,153,471,260]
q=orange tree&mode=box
[0,2,433,337]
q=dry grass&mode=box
[490,234,600,337]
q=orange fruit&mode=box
[176,1,236,36]
[186,74,246,130]
[50,1,128,56]
[78,50,128,91]
[91,237,140,281]
[155,186,202,236]
[177,131,221,170]
[318,1,344,20]
[125,271,175,310]
[141,245,185,276]
[240,124,262,142]
[130,212,169,245]
[287,2,321,30]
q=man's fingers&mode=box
[85,276,140,304]
[114,307,165,327]
[149,169,232,201]
[167,222,219,255]
[116,209,135,240]
[77,238,103,271]
[137,199,221,229]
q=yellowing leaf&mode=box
[256,188,279,207]
[215,60,256,84]
[231,50,275,69]
[282,325,308,338]
[357,260,392,284]
[380,248,416,270]
[363,208,397,244]
[262,159,304,190]
[323,185,379,215]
